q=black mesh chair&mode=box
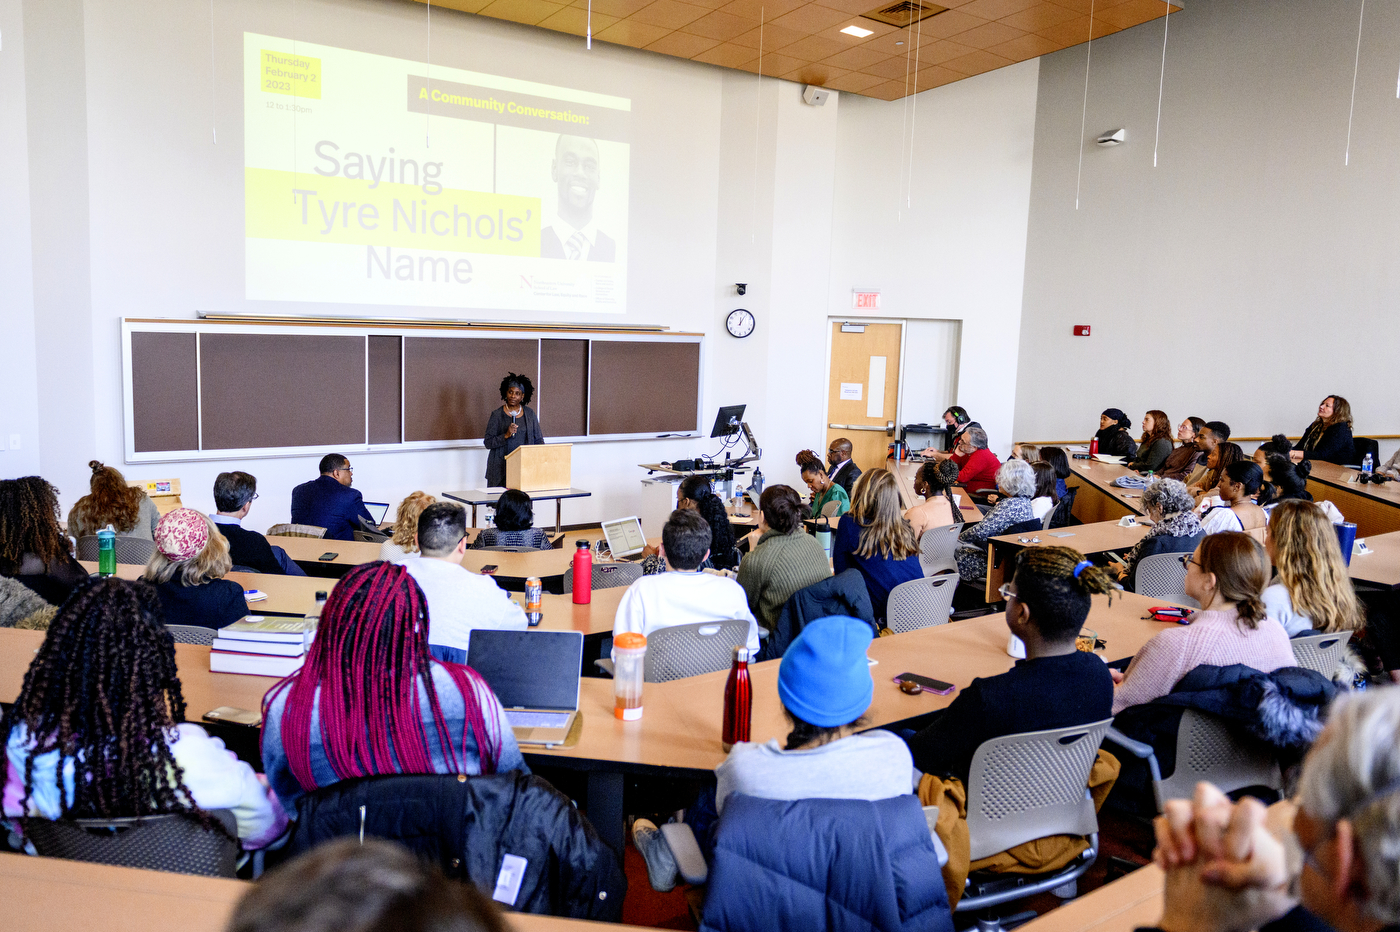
[75,535,155,565]
[166,624,217,645]
[26,809,240,877]
[1354,438,1380,469]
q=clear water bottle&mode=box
[1362,453,1373,476]
[97,525,117,577]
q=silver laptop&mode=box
[467,629,583,747]
[363,501,390,525]
[601,515,648,561]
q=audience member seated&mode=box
[1200,462,1267,535]
[736,485,831,635]
[1263,500,1365,638]
[833,470,923,624]
[1292,394,1356,465]
[1030,461,1059,522]
[906,546,1115,785]
[262,561,525,813]
[1111,532,1293,714]
[65,460,160,541]
[905,459,961,537]
[1254,432,1293,469]
[1149,690,1400,932]
[1189,440,1245,501]
[1094,408,1139,458]
[926,407,981,463]
[798,450,850,520]
[0,476,88,605]
[290,453,374,541]
[399,503,526,662]
[142,508,248,630]
[677,475,739,571]
[1259,454,1315,513]
[955,460,1036,583]
[714,615,914,813]
[1010,442,1039,463]
[824,437,862,499]
[471,489,551,551]
[211,471,306,576]
[1117,478,1205,591]
[1155,416,1205,481]
[2,578,287,849]
[614,508,759,652]
[1128,410,1173,473]
[379,491,436,561]
[1040,445,1071,499]
[1184,420,1231,489]
[949,426,1001,496]
[226,837,509,932]
[1381,445,1400,478]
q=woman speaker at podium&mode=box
[484,372,544,488]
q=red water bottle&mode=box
[721,646,752,751]
[571,539,592,604]
[1089,436,1099,455]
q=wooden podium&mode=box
[505,443,572,491]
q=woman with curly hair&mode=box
[66,460,160,541]
[379,491,437,561]
[261,561,525,813]
[1291,395,1355,466]
[483,373,544,488]
[797,449,849,520]
[1116,478,1205,591]
[1127,410,1173,474]
[904,458,962,537]
[2,577,287,848]
[0,476,87,604]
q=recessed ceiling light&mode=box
[896,40,904,45]
[840,24,875,37]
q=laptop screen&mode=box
[467,630,583,711]
[362,501,390,525]
[601,516,647,558]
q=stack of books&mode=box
[210,617,315,677]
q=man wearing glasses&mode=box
[212,471,306,575]
[826,438,862,499]
[291,453,375,542]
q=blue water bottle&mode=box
[1362,453,1373,476]
[97,525,117,577]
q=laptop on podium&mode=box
[466,629,583,747]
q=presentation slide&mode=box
[244,33,630,314]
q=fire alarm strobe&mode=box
[1073,325,1091,336]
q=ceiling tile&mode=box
[823,44,896,69]
[691,41,761,65]
[733,51,805,74]
[717,0,809,21]
[951,20,1023,48]
[916,8,989,39]
[769,3,854,33]
[681,9,756,40]
[731,22,809,48]
[860,55,921,79]
[863,79,910,100]
[823,70,886,92]
[913,39,975,64]
[987,31,1060,59]
[816,0,887,13]
[775,33,850,58]
[1034,15,1119,44]
[568,0,654,18]
[939,47,1015,74]
[1096,0,1178,29]
[1048,0,1130,13]
[428,0,496,13]
[861,30,919,54]
[536,6,622,35]
[478,0,566,25]
[998,2,1078,31]
[917,64,964,88]
[956,0,1038,18]
[646,30,723,54]
[593,18,674,45]
[631,0,711,27]
[673,0,736,10]
[780,62,851,84]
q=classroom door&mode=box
[826,321,902,475]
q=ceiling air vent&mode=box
[860,0,947,28]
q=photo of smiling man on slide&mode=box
[540,134,615,262]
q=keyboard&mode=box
[506,710,573,729]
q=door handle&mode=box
[829,423,891,432]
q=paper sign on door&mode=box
[867,357,886,418]
[840,383,863,401]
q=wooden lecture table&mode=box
[1067,459,1148,525]
[0,852,651,932]
[1304,460,1400,537]
[890,456,983,524]
[1017,864,1163,932]
[983,518,1152,603]
[1347,528,1400,589]
[442,488,592,535]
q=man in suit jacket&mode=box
[827,438,862,499]
[291,453,374,542]
[538,135,616,263]
[211,471,306,575]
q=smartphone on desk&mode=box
[479,564,499,575]
[893,673,955,695]
[203,706,262,727]
[318,552,339,561]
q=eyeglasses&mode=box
[337,466,354,474]
[998,583,1018,601]
[1178,555,1201,568]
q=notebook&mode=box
[601,515,648,560]
[467,629,583,747]
[363,501,390,525]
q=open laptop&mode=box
[601,515,649,561]
[362,501,391,525]
[467,629,583,747]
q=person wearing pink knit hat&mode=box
[141,508,248,630]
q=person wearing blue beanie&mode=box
[712,615,915,815]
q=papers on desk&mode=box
[477,487,508,494]
[1092,454,1128,464]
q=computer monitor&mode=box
[710,404,746,438]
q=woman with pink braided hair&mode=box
[260,561,524,812]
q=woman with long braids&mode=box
[2,578,287,848]
[66,460,161,540]
[0,476,88,604]
[678,475,739,571]
[261,561,525,812]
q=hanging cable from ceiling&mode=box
[1152,0,1171,167]
[209,0,217,144]
[1344,0,1365,165]
[905,6,923,211]
[587,0,592,49]
[426,0,432,148]
[751,7,764,245]
[1073,0,1096,210]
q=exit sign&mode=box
[852,291,881,310]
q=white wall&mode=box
[1016,0,1400,452]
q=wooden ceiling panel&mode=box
[406,0,1178,100]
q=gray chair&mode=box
[561,561,643,594]
[886,575,957,633]
[477,545,535,553]
[352,530,384,543]
[26,809,240,877]
[1290,631,1350,678]
[954,719,1113,919]
[1107,709,1283,814]
[75,535,155,565]
[918,525,961,577]
[166,624,216,645]
[267,523,326,539]
[644,620,751,682]
[1132,552,1200,608]
[819,499,842,518]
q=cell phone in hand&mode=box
[479,564,499,575]
[318,552,339,561]
[893,673,955,695]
